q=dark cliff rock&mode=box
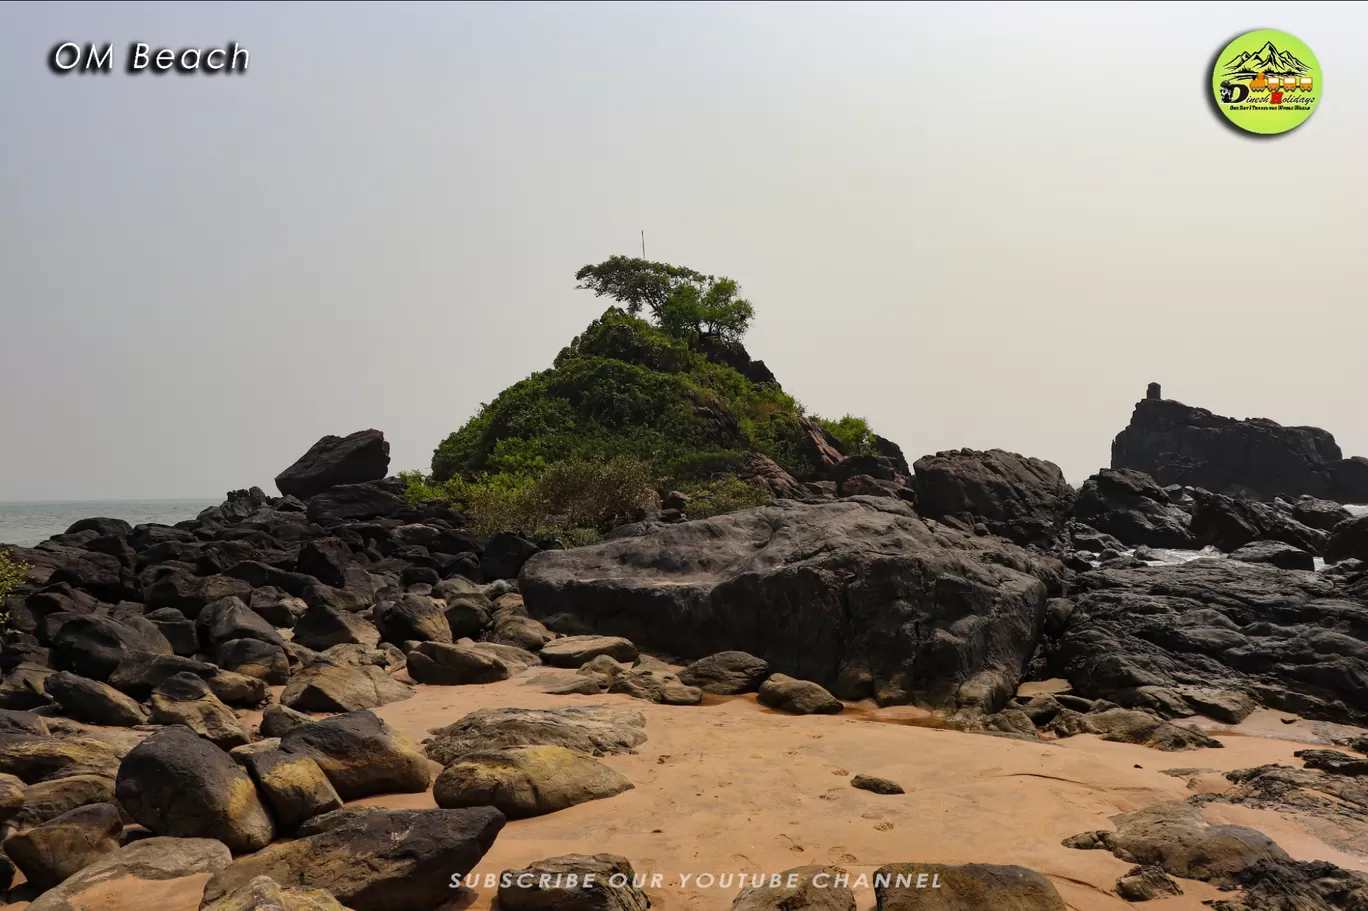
[1110,394,1367,503]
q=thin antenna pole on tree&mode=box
[641,230,645,258]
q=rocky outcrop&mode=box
[1072,468,1195,549]
[1189,489,1328,554]
[521,497,1062,712]
[910,449,1076,548]
[1053,559,1368,726]
[274,430,391,500]
[1110,394,1368,502]
[1327,514,1368,564]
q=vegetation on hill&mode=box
[406,256,878,543]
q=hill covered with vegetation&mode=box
[403,256,878,543]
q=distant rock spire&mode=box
[1146,382,1162,401]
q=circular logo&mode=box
[1212,29,1322,135]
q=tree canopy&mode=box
[575,256,755,345]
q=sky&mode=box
[1,1,1365,500]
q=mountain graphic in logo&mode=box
[1221,41,1312,77]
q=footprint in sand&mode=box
[828,848,859,863]
[777,834,805,854]
[819,789,843,801]
[874,821,894,831]
[830,767,850,777]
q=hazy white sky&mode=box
[1,2,1364,500]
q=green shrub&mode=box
[0,549,30,629]
[679,477,773,519]
[813,413,877,457]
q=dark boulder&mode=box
[145,607,199,656]
[292,603,380,651]
[2,801,123,892]
[373,594,452,646]
[216,638,291,685]
[47,551,128,603]
[1190,489,1328,554]
[522,497,1062,711]
[275,429,390,500]
[243,749,342,833]
[911,448,1076,549]
[1332,457,1368,505]
[197,596,285,651]
[115,725,275,853]
[145,571,253,620]
[481,532,540,581]
[51,615,166,681]
[44,671,148,727]
[678,651,769,694]
[65,517,132,538]
[1055,559,1368,726]
[296,537,354,589]
[277,710,431,800]
[199,807,504,911]
[1229,540,1316,572]
[108,653,267,706]
[306,483,407,526]
[1072,468,1196,549]
[1291,496,1353,532]
[1327,515,1368,564]
[147,673,252,749]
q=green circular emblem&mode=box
[1213,29,1321,134]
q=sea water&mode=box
[0,499,220,547]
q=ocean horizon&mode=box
[0,498,222,547]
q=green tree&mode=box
[0,550,31,628]
[575,256,755,345]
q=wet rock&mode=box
[1291,497,1353,533]
[199,807,505,911]
[115,725,274,854]
[433,745,633,819]
[678,651,770,695]
[2,801,122,891]
[1230,540,1316,572]
[44,670,148,727]
[758,674,843,715]
[1190,490,1327,555]
[1293,749,1368,777]
[279,710,431,801]
[1327,514,1368,564]
[424,706,648,767]
[498,853,651,911]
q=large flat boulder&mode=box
[423,705,648,767]
[275,430,390,500]
[520,498,1061,711]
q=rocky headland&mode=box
[0,265,1366,910]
